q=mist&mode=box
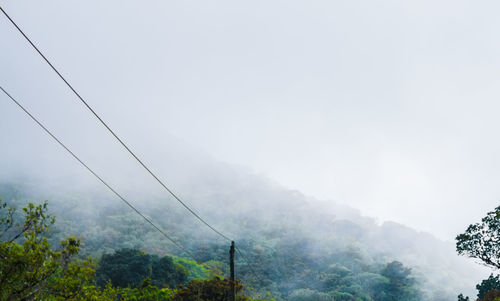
[1,0,499,299]
[2,0,500,241]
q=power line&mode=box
[0,5,264,285]
[2,83,261,289]
[0,5,232,243]
[1,85,238,285]
[0,85,199,262]
[1,84,237,282]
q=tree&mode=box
[96,248,189,289]
[152,255,189,288]
[0,198,99,300]
[174,277,249,301]
[456,206,500,300]
[120,278,175,301]
[377,261,420,301]
[477,274,500,299]
[0,196,249,300]
[97,248,153,288]
[457,293,469,301]
[288,288,331,301]
[477,290,500,301]
[456,206,500,269]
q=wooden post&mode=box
[230,241,235,301]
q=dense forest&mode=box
[0,188,422,300]
[0,126,494,301]
[0,156,493,301]
[3,0,500,299]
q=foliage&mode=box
[153,256,189,288]
[377,261,420,301]
[97,248,152,288]
[174,277,249,301]
[96,248,189,289]
[0,198,210,300]
[0,198,133,300]
[456,206,500,269]
[0,187,428,301]
[477,274,500,299]
[174,257,211,281]
[288,288,331,301]
[457,293,470,301]
[456,206,500,301]
[0,199,82,300]
[477,290,500,301]
[120,278,175,301]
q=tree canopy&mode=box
[456,205,500,269]
[456,206,500,301]
[0,199,83,299]
[0,197,262,300]
[96,248,188,288]
[0,187,431,301]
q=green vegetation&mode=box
[456,205,500,269]
[96,248,189,288]
[0,197,256,300]
[456,206,500,301]
[0,198,99,299]
[0,191,427,300]
[175,278,249,301]
[475,275,500,300]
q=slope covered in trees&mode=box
[0,197,421,300]
[0,199,256,300]
[0,133,490,300]
[0,167,488,300]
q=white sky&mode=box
[1,0,500,241]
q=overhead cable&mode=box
[0,85,199,262]
[0,5,232,243]
[0,6,265,283]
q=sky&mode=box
[1,0,500,241]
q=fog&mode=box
[1,0,499,276]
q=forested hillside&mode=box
[3,0,500,298]
[0,117,490,301]
[0,151,489,300]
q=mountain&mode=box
[0,134,490,300]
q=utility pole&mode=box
[229,241,235,301]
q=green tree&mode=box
[120,278,175,301]
[456,206,500,269]
[0,198,101,300]
[96,248,189,289]
[477,275,500,299]
[174,277,249,301]
[97,248,152,288]
[0,196,253,301]
[456,206,500,300]
[288,288,331,301]
[152,255,188,288]
[377,261,420,301]
[477,290,500,301]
